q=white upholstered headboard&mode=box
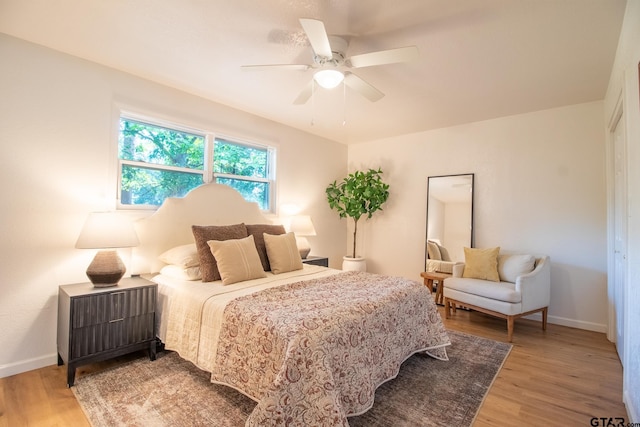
[133,183,272,274]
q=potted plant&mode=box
[326,168,390,271]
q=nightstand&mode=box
[302,256,329,267]
[57,276,157,387]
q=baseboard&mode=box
[524,312,607,334]
[624,389,638,423]
[0,353,58,379]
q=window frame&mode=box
[116,112,276,212]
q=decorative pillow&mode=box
[427,241,441,260]
[498,254,536,283]
[159,264,202,281]
[437,243,452,262]
[462,247,500,282]
[192,223,248,282]
[207,235,267,285]
[246,224,286,271]
[158,243,200,268]
[263,232,304,274]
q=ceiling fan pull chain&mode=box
[342,81,347,126]
[311,79,315,126]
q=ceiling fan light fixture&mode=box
[313,69,344,89]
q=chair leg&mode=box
[542,307,548,331]
[507,316,514,342]
[444,298,451,319]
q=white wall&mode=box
[348,101,608,333]
[604,0,640,422]
[0,34,347,377]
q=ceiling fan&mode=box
[241,18,419,104]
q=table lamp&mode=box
[75,212,140,287]
[289,215,316,259]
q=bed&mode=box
[135,183,450,427]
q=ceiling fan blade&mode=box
[293,80,316,105]
[344,72,384,102]
[348,46,419,68]
[241,64,310,71]
[299,18,333,58]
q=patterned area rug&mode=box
[73,330,511,427]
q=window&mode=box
[117,115,275,210]
[213,139,272,210]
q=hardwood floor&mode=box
[445,309,628,426]
[0,306,628,426]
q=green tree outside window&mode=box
[118,118,272,210]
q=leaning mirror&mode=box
[425,174,474,272]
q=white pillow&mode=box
[263,232,303,274]
[498,254,536,283]
[207,235,267,285]
[159,264,202,281]
[158,243,199,268]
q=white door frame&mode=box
[606,90,627,362]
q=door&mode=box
[612,111,627,362]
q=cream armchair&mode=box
[443,254,550,342]
[426,240,462,274]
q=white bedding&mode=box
[152,264,340,372]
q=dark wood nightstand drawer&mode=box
[71,286,155,327]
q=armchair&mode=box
[426,240,462,274]
[443,254,550,342]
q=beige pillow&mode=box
[263,232,304,274]
[427,241,441,260]
[246,224,286,271]
[437,243,452,262]
[207,235,266,285]
[462,247,500,282]
[158,243,199,268]
[192,223,248,282]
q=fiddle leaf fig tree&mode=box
[326,168,390,259]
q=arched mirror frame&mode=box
[424,173,475,271]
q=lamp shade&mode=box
[76,212,139,249]
[313,69,344,89]
[288,215,316,259]
[289,215,317,236]
[76,212,139,287]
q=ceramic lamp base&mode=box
[295,236,311,259]
[86,250,126,287]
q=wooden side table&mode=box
[420,271,452,305]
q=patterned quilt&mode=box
[210,271,450,426]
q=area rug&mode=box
[73,330,511,427]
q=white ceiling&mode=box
[0,0,626,144]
